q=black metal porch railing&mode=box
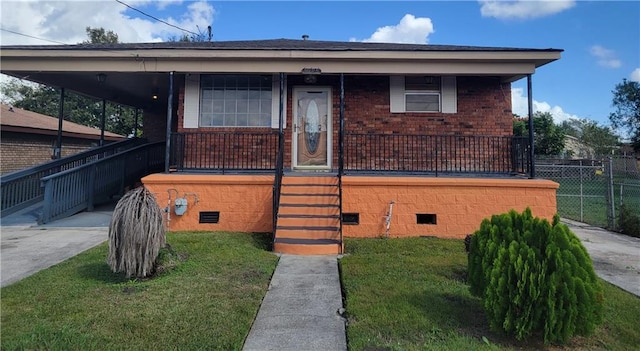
[344,134,531,176]
[170,131,279,173]
[39,141,165,224]
[1,138,145,217]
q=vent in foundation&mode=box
[342,213,359,225]
[417,213,437,225]
[199,211,220,223]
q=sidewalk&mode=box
[242,255,347,351]
[562,218,640,297]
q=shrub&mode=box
[618,204,640,237]
[107,187,166,278]
[467,208,603,344]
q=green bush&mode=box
[467,208,603,344]
[618,204,640,237]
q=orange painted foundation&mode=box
[141,174,558,240]
[142,174,274,232]
[342,177,558,239]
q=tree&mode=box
[513,112,566,156]
[83,27,118,44]
[609,79,640,151]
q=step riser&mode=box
[274,242,342,255]
[277,205,339,216]
[282,177,338,186]
[275,229,340,240]
[279,196,339,205]
[280,186,337,195]
[277,217,339,227]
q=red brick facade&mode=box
[170,74,513,170]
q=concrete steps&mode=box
[273,175,342,255]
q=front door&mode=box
[292,87,332,170]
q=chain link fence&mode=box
[536,156,640,231]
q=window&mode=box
[404,76,441,112]
[199,75,272,127]
[183,74,287,129]
[390,75,457,114]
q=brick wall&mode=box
[0,132,99,174]
[173,74,513,170]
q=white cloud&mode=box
[590,45,622,68]
[630,68,640,82]
[479,0,575,20]
[0,0,215,45]
[511,87,580,124]
[356,14,434,44]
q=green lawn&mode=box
[0,232,279,351]
[3,233,639,351]
[339,237,640,351]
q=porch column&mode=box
[164,71,174,173]
[53,88,65,159]
[100,99,106,146]
[339,73,345,175]
[527,74,535,178]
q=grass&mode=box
[339,237,640,351]
[0,232,279,351]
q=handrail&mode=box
[338,73,345,253]
[39,141,165,224]
[1,138,144,217]
[272,72,286,243]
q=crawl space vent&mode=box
[342,213,360,225]
[416,213,437,225]
[199,211,220,224]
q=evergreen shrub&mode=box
[467,208,603,344]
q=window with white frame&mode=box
[404,76,441,112]
[199,75,272,127]
[183,74,286,129]
[390,75,457,114]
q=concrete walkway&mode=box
[243,255,347,351]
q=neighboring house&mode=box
[563,135,596,159]
[1,39,562,254]
[0,103,125,174]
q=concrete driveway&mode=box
[1,204,112,288]
[563,219,640,297]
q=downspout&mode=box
[100,99,106,146]
[54,88,65,159]
[164,72,174,173]
[527,74,535,179]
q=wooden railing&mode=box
[1,138,145,217]
[39,141,165,224]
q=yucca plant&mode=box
[107,187,166,278]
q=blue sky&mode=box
[1,1,638,136]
